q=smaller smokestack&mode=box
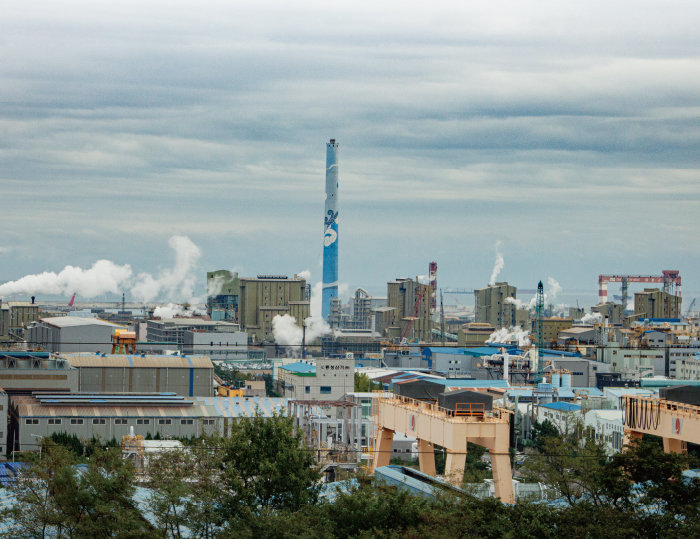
[31,296,35,304]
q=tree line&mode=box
[1,413,699,538]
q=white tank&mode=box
[551,373,561,388]
[561,373,572,389]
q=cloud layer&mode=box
[1,1,699,302]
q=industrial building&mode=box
[0,352,77,394]
[542,318,573,345]
[0,389,7,456]
[182,329,248,361]
[59,353,214,397]
[145,318,239,348]
[458,323,496,346]
[206,270,240,321]
[26,316,125,354]
[592,302,623,325]
[237,275,310,343]
[384,278,432,342]
[634,288,681,320]
[474,283,517,329]
[0,301,40,342]
[352,289,387,330]
[10,393,291,452]
[280,357,354,401]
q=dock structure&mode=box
[622,395,700,453]
[372,393,514,503]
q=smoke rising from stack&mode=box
[580,312,603,324]
[486,326,530,347]
[489,242,504,286]
[0,235,202,303]
[272,314,331,357]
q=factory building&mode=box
[206,270,240,321]
[182,329,248,361]
[385,278,432,342]
[352,289,387,330]
[10,393,290,452]
[458,323,496,346]
[26,316,125,354]
[145,319,239,348]
[474,283,517,329]
[634,288,681,320]
[592,302,623,325]
[280,357,354,401]
[0,389,7,455]
[237,275,310,343]
[542,318,573,345]
[59,353,214,397]
[0,353,78,394]
[0,301,40,342]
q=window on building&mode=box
[181,419,194,425]
[158,419,172,425]
[203,419,215,425]
[71,419,84,425]
[305,386,310,393]
[93,419,106,425]
[25,418,39,425]
[320,386,332,394]
[114,419,127,425]
[48,419,62,425]
[137,419,150,425]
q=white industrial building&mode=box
[182,329,248,361]
[280,357,354,401]
[27,316,125,354]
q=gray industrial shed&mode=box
[438,389,493,412]
[27,317,125,354]
[393,379,445,400]
[10,393,291,452]
[59,354,214,397]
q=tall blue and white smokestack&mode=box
[322,138,339,320]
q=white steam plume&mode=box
[0,260,132,298]
[132,236,201,303]
[0,236,202,303]
[297,269,311,282]
[153,302,206,319]
[272,314,331,357]
[547,277,562,302]
[489,242,504,286]
[486,326,530,347]
[580,312,603,325]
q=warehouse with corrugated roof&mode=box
[59,353,214,397]
[10,392,293,451]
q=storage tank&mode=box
[551,373,561,388]
[561,373,572,389]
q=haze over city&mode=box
[2,1,699,304]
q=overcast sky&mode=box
[1,1,699,306]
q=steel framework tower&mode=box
[534,280,545,353]
[322,139,339,320]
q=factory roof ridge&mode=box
[40,316,125,328]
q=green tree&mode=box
[0,441,76,538]
[218,412,321,522]
[530,419,559,453]
[0,442,151,538]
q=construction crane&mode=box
[686,298,697,318]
